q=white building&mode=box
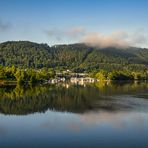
[70,77,95,85]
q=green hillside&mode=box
[0,41,148,72]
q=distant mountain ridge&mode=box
[0,41,148,72]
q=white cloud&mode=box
[45,27,147,48]
[81,30,129,48]
[131,29,146,45]
[0,19,11,32]
[45,27,85,41]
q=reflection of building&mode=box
[61,83,70,89]
[70,77,95,85]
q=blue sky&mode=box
[0,0,148,47]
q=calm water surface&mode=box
[0,82,148,148]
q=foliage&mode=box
[95,70,148,80]
[0,41,148,72]
[0,66,55,84]
[95,70,108,81]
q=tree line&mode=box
[94,70,148,81]
[0,66,148,84]
[0,66,55,84]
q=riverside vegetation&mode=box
[0,41,148,84]
[0,66,147,84]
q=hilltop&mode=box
[0,41,148,72]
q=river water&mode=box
[0,82,148,148]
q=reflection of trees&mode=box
[95,81,148,96]
[0,82,147,115]
[0,84,47,99]
[0,84,101,115]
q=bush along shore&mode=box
[0,66,148,85]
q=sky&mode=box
[0,0,148,47]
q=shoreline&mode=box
[0,79,147,86]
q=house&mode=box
[70,77,95,85]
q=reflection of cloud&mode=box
[79,111,146,130]
[67,123,81,132]
[40,110,147,133]
[40,112,83,133]
[0,124,7,136]
[0,19,11,32]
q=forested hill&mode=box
[0,41,148,72]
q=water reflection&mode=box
[0,82,148,148]
[0,82,147,115]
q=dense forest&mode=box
[0,41,148,72]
